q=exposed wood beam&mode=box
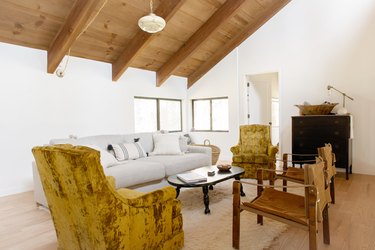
[187,0,291,88]
[156,0,246,87]
[112,0,186,81]
[47,0,107,74]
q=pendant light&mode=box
[138,0,166,33]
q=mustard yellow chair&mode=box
[230,124,278,179]
[32,144,184,250]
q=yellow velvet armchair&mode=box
[32,144,184,250]
[230,124,278,179]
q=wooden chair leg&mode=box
[330,177,335,204]
[322,205,330,244]
[256,169,264,225]
[232,181,241,249]
[308,186,318,250]
[283,179,287,192]
[308,221,318,250]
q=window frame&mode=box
[191,96,229,132]
[134,96,183,133]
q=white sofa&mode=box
[32,132,212,207]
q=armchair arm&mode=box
[117,186,177,208]
[106,176,116,189]
[267,144,278,157]
[230,145,240,155]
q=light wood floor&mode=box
[0,173,374,250]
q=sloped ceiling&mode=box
[0,0,290,87]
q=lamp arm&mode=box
[327,85,354,108]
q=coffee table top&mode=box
[167,165,244,188]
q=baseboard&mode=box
[0,185,33,197]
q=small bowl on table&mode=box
[217,164,232,171]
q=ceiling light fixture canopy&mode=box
[138,0,166,33]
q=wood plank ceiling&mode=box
[0,0,290,87]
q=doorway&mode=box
[246,72,279,145]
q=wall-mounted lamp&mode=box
[55,49,70,78]
[327,85,354,114]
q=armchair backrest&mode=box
[239,124,271,154]
[32,144,130,250]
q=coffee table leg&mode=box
[175,187,181,198]
[235,176,246,196]
[202,186,210,214]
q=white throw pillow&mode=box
[152,133,182,155]
[82,145,118,168]
[109,142,146,161]
[179,135,189,153]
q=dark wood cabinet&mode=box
[292,115,352,179]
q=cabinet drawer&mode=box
[292,115,352,175]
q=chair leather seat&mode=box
[243,188,307,225]
[283,167,305,182]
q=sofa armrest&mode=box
[117,186,177,208]
[187,145,211,155]
[32,161,48,207]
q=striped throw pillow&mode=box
[108,142,146,161]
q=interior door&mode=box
[247,78,272,125]
[246,73,279,145]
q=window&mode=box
[192,97,229,132]
[134,97,182,132]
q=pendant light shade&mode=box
[138,0,166,33]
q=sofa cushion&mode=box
[108,142,146,161]
[82,145,118,168]
[104,161,165,188]
[179,136,189,153]
[137,153,210,176]
[151,133,182,155]
[123,133,154,154]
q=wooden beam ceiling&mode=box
[111,0,186,82]
[187,0,291,88]
[47,0,107,74]
[0,0,291,86]
[156,0,246,87]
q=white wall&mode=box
[188,51,240,161]
[0,42,187,196]
[189,0,375,175]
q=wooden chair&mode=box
[232,160,330,250]
[318,143,336,203]
[276,144,336,203]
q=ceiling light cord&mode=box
[55,0,108,78]
[150,0,154,13]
